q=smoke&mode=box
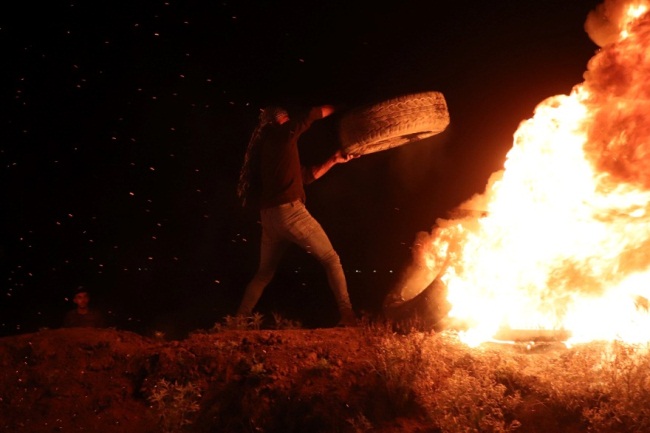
[582,2,650,189]
[584,0,632,47]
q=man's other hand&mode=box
[333,149,360,164]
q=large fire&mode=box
[419,0,650,346]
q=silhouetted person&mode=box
[62,287,106,328]
[236,105,358,326]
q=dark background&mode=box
[1,0,601,338]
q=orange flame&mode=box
[423,0,650,346]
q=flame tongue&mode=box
[429,0,650,346]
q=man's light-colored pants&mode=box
[237,200,353,319]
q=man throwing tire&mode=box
[236,104,358,326]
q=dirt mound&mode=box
[0,326,422,433]
[1,326,648,433]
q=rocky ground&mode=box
[0,325,429,433]
[1,323,649,433]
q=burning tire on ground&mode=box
[383,278,452,332]
[338,91,450,156]
[382,228,453,331]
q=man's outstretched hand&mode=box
[309,149,360,183]
[333,149,360,164]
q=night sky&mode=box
[2,0,602,338]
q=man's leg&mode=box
[281,203,356,325]
[237,221,288,316]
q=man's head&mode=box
[73,287,90,310]
[260,106,289,126]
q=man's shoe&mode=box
[337,313,358,327]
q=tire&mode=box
[338,91,450,156]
